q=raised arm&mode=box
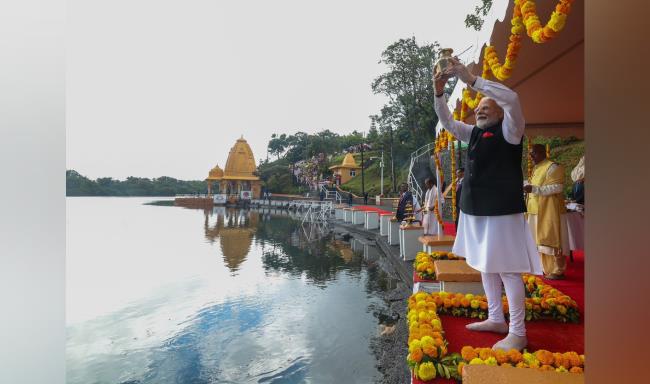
[470,77,525,145]
[433,71,473,143]
[448,57,525,145]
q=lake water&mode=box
[66,197,396,384]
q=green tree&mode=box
[465,0,493,31]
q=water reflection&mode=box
[67,199,395,384]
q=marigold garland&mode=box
[521,0,575,44]
[457,346,584,375]
[414,251,461,281]
[526,136,533,181]
[546,143,551,159]
[407,292,463,380]
[417,274,580,323]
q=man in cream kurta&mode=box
[434,58,542,352]
[525,144,570,279]
[421,178,441,235]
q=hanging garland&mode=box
[526,136,533,181]
[484,1,524,81]
[521,0,575,44]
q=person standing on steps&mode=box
[433,57,542,352]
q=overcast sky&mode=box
[67,0,500,180]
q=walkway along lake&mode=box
[66,197,407,384]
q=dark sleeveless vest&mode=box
[460,121,526,216]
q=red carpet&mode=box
[413,224,584,383]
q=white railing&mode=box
[408,141,436,204]
[175,194,211,198]
[320,184,343,204]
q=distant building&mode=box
[205,136,261,201]
[329,153,362,185]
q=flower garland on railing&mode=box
[407,292,463,381]
[414,251,461,281]
[457,346,584,375]
[546,143,551,159]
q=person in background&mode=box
[348,191,353,207]
[395,183,414,222]
[524,144,570,280]
[363,191,369,205]
[571,155,584,205]
[421,178,440,235]
[434,57,542,352]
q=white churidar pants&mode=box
[481,272,526,337]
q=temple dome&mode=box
[223,136,259,180]
[341,153,358,167]
[207,165,224,180]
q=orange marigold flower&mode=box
[515,362,527,368]
[460,298,470,308]
[480,302,488,310]
[461,346,478,361]
[443,298,452,308]
[478,348,495,360]
[553,352,570,369]
[410,347,423,363]
[563,352,582,368]
[539,364,555,371]
[495,349,509,365]
[507,349,523,364]
[423,345,437,358]
[569,366,583,373]
[535,350,554,366]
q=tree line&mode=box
[262,36,455,194]
[66,170,205,196]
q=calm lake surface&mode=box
[66,197,396,384]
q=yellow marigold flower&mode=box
[431,318,441,331]
[416,301,426,310]
[485,357,498,366]
[523,352,538,366]
[580,354,585,365]
[438,291,449,299]
[569,366,583,373]
[415,292,427,302]
[420,335,434,347]
[461,346,477,361]
[469,358,485,365]
[470,300,479,309]
[465,293,474,300]
[417,361,437,381]
[408,340,422,352]
[557,304,567,315]
[515,362,527,368]
[556,366,568,373]
[457,362,466,375]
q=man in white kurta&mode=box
[434,59,542,352]
[422,178,441,235]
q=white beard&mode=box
[476,117,499,129]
